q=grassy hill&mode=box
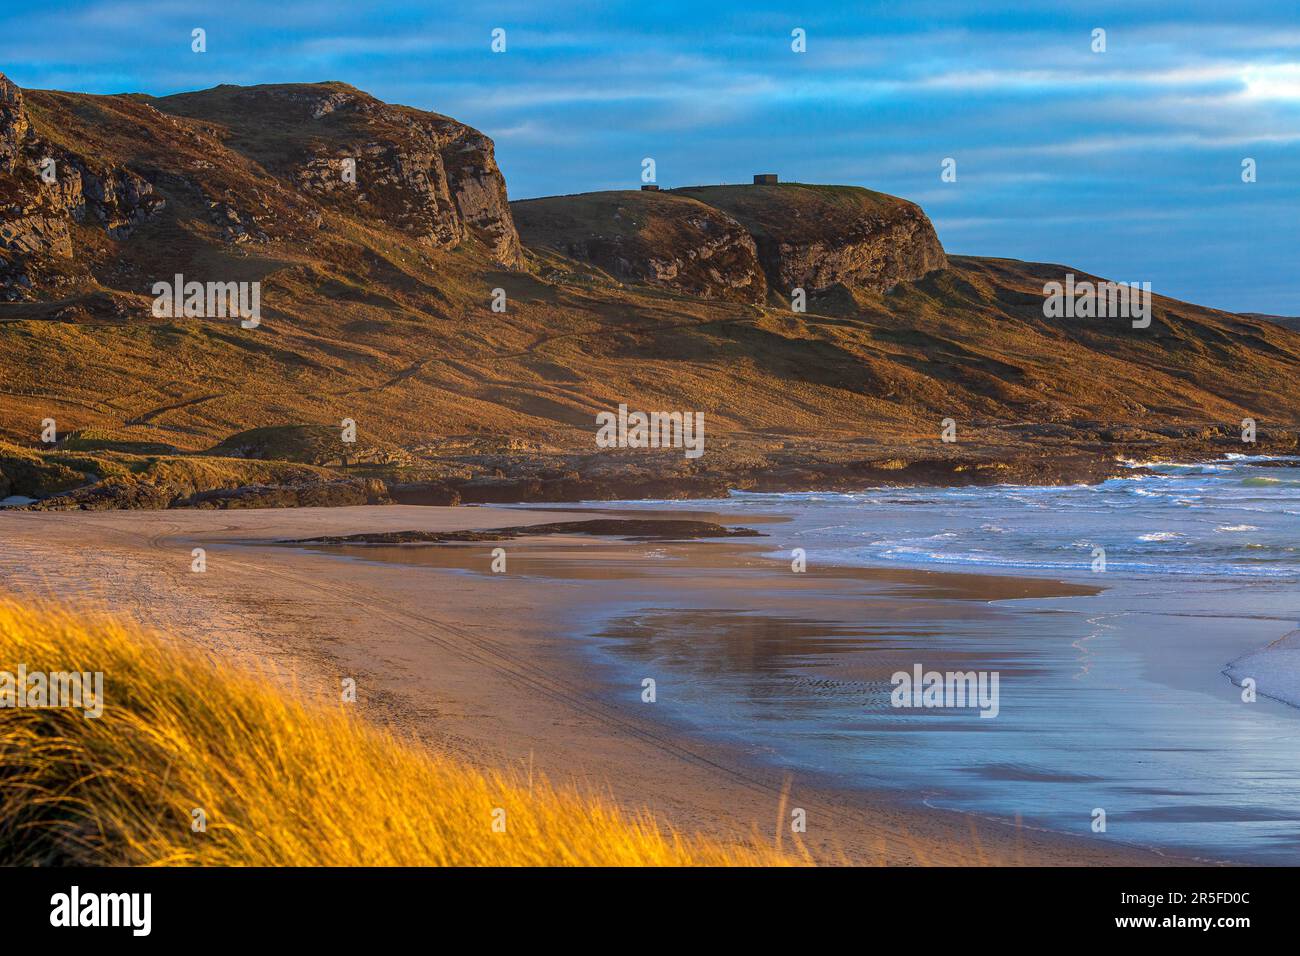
[2,75,1298,507]
[1243,313,1300,333]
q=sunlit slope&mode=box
[1,78,1297,457]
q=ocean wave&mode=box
[642,467,1300,582]
[868,546,1297,578]
[1226,630,1300,711]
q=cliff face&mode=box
[436,123,522,267]
[0,76,521,303]
[0,74,30,173]
[156,83,521,266]
[512,190,766,303]
[1,73,165,297]
[672,184,947,295]
[513,182,947,304]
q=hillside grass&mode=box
[6,80,1300,456]
[60,428,181,455]
[0,440,87,498]
[671,182,903,237]
[1,439,343,504]
[0,599,798,866]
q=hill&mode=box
[1243,313,1300,333]
[1,73,1298,508]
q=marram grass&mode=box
[0,599,796,866]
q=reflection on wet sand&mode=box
[302,525,1300,864]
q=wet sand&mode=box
[0,504,1187,865]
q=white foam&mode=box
[1226,630,1300,710]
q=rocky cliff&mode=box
[2,74,1298,512]
[672,183,947,296]
[512,190,766,302]
[0,75,521,304]
[155,82,521,266]
[1,73,165,298]
[513,181,947,304]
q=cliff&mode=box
[154,82,521,265]
[1,74,165,298]
[0,75,520,306]
[513,182,947,304]
[512,190,767,302]
[1,74,1298,510]
[672,183,947,296]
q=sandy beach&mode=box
[0,503,1188,866]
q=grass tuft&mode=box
[0,599,794,866]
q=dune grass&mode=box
[0,599,796,866]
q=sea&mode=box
[574,455,1300,863]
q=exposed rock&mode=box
[70,160,164,238]
[316,139,463,247]
[512,190,766,302]
[672,183,947,294]
[0,73,30,173]
[286,88,360,119]
[0,72,164,299]
[25,475,173,511]
[515,182,946,301]
[294,156,355,196]
[0,213,71,257]
[386,480,462,506]
[155,82,522,266]
[438,125,522,266]
[207,199,269,244]
[175,478,383,510]
[453,473,736,503]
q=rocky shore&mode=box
[7,424,1296,512]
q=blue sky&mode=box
[2,1,1298,313]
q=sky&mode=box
[1,1,1297,313]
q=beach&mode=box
[0,503,1197,866]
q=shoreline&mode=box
[10,447,1299,514]
[0,503,1204,866]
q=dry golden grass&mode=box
[0,599,797,866]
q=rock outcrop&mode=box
[0,72,164,299]
[512,190,766,302]
[1,76,523,299]
[0,73,31,173]
[512,181,947,303]
[156,83,522,266]
[672,183,947,295]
